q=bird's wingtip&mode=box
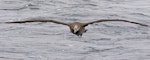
[141,24,150,27]
[0,22,15,24]
[0,22,5,24]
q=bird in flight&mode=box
[2,19,149,36]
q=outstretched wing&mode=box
[84,19,149,27]
[4,20,69,26]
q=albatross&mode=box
[2,19,149,36]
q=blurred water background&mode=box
[0,0,150,60]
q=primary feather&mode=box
[4,20,69,26]
[84,19,149,27]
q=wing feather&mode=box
[4,20,69,26]
[84,19,149,27]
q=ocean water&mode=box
[0,0,150,60]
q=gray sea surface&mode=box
[0,0,150,60]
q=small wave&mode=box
[130,12,150,17]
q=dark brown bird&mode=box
[3,19,149,36]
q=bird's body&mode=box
[68,22,87,36]
[2,19,149,36]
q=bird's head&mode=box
[69,22,87,36]
[73,25,80,33]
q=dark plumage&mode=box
[2,19,149,36]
